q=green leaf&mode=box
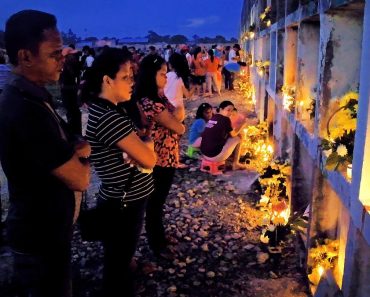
[291,218,309,229]
[325,152,340,171]
[321,139,332,150]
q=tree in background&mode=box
[192,34,200,43]
[146,30,163,43]
[85,36,98,42]
[169,34,188,44]
[61,29,80,46]
[215,35,227,43]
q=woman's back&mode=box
[200,113,232,157]
[193,55,206,76]
[205,56,219,73]
[164,71,184,107]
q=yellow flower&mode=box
[336,144,348,157]
[339,91,359,108]
[272,216,286,225]
[260,231,270,244]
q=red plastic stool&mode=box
[200,159,225,175]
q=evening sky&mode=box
[0,0,243,39]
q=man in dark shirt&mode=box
[0,10,90,297]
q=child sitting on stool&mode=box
[187,103,213,157]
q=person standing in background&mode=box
[179,45,192,90]
[60,46,82,134]
[222,45,233,90]
[204,49,221,96]
[0,50,11,246]
[0,51,11,94]
[164,52,194,121]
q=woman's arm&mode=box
[155,109,185,135]
[173,105,185,122]
[116,132,157,169]
[229,122,247,138]
[182,84,195,99]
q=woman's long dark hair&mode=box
[80,47,132,102]
[217,100,234,112]
[196,102,212,119]
[169,52,188,79]
[208,49,214,63]
[125,54,166,129]
[132,54,165,101]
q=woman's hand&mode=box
[74,140,91,159]
[116,132,157,169]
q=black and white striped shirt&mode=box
[86,98,154,201]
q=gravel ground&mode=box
[0,89,311,297]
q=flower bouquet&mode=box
[321,91,358,171]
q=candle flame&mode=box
[318,265,325,277]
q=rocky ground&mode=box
[0,89,311,296]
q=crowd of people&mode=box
[0,9,250,297]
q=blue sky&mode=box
[0,0,243,39]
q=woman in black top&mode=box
[83,48,156,297]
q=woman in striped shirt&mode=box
[83,48,156,297]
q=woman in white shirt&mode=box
[164,53,194,121]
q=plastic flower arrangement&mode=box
[258,159,291,199]
[321,91,358,171]
[234,72,253,104]
[259,6,272,27]
[307,98,316,120]
[246,23,256,39]
[255,60,270,77]
[239,122,273,173]
[308,238,339,286]
[256,159,309,250]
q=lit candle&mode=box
[243,128,248,140]
[297,101,304,117]
[259,195,270,207]
[347,164,352,180]
[318,265,325,277]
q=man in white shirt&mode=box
[223,44,240,90]
[85,48,95,68]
